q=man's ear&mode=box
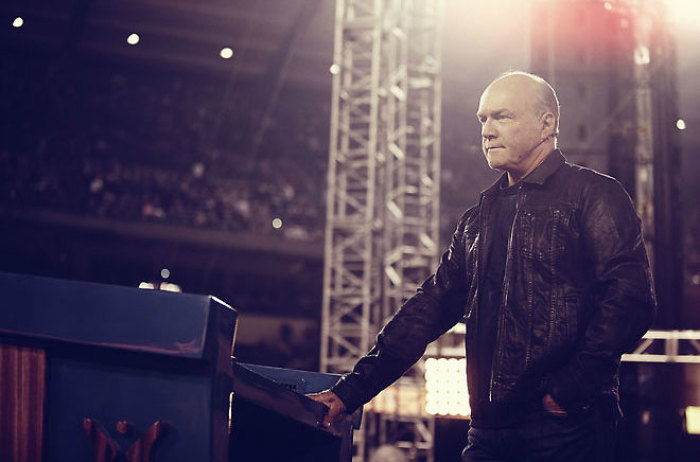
[540,111,556,139]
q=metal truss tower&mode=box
[377,2,441,461]
[320,1,442,460]
[630,0,656,271]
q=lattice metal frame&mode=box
[631,0,656,270]
[378,1,441,461]
[622,330,700,364]
[321,0,382,377]
[321,2,384,458]
[321,1,442,460]
[382,1,441,327]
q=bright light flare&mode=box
[676,119,686,130]
[686,406,700,435]
[666,0,700,27]
[220,47,233,59]
[12,17,24,28]
[138,281,181,292]
[161,268,170,279]
[159,282,181,292]
[634,45,650,65]
[329,64,340,75]
[425,357,470,417]
[127,33,140,45]
[272,217,283,229]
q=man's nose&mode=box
[481,120,496,140]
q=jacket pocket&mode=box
[548,295,580,350]
[518,206,575,265]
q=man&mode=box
[310,71,656,461]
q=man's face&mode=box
[476,78,544,173]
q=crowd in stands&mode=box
[2,52,488,246]
[2,54,328,241]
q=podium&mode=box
[0,272,360,462]
[230,362,362,462]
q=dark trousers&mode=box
[461,407,617,462]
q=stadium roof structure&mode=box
[1,0,334,89]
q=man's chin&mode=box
[486,158,506,171]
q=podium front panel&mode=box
[46,354,214,462]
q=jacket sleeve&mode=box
[330,210,474,413]
[548,176,656,412]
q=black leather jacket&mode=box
[331,150,656,415]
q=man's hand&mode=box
[307,390,348,428]
[542,393,567,416]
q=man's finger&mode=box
[307,390,347,428]
[320,402,342,427]
[323,412,334,428]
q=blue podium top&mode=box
[0,272,237,360]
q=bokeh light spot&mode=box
[634,45,650,65]
[220,47,233,59]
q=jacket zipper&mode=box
[473,194,488,403]
[489,184,525,402]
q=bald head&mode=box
[486,71,560,137]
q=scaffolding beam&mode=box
[632,0,656,271]
[321,2,383,458]
[321,1,442,460]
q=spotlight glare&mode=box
[424,357,470,417]
[667,0,700,27]
[220,47,234,59]
[127,33,140,45]
[12,17,24,28]
[634,46,650,66]
[159,282,182,293]
[676,119,686,130]
[329,64,340,75]
[161,268,171,279]
[272,217,283,229]
[686,406,700,435]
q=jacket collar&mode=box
[481,149,565,196]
